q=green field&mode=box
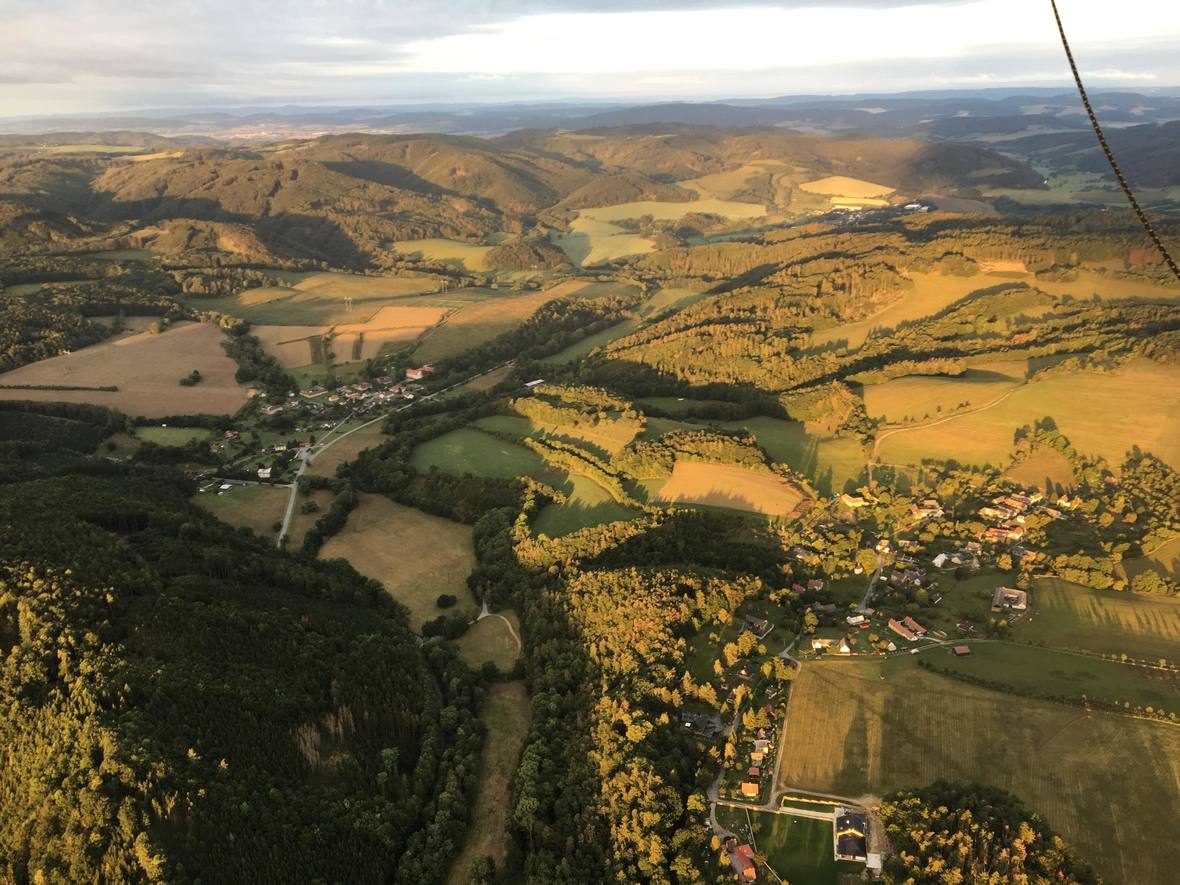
[932,642,1180,715]
[1015,578,1180,663]
[859,364,1026,424]
[136,425,212,446]
[455,611,522,672]
[777,657,1180,884]
[749,810,861,885]
[391,238,492,270]
[875,359,1180,471]
[195,484,287,537]
[542,318,641,364]
[1121,536,1180,582]
[410,428,545,479]
[532,472,640,537]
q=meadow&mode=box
[715,806,863,885]
[318,494,479,630]
[136,425,212,446]
[721,416,867,496]
[1120,536,1180,582]
[1003,447,1077,491]
[859,363,1026,425]
[455,611,523,672]
[0,322,249,417]
[933,642,1180,716]
[445,682,531,885]
[1014,577,1180,663]
[875,359,1180,471]
[542,318,641,364]
[195,484,288,537]
[409,427,545,480]
[532,472,641,537]
[284,488,335,549]
[776,657,1180,884]
[655,461,804,517]
[307,422,388,478]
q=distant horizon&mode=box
[4,0,1179,118]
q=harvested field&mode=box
[392,238,491,270]
[196,271,441,325]
[875,359,1180,470]
[319,494,478,630]
[581,197,768,224]
[445,682,531,885]
[455,611,522,672]
[195,484,288,537]
[307,422,387,479]
[1015,577,1180,662]
[777,658,1180,884]
[655,461,804,516]
[251,325,330,367]
[254,306,449,367]
[0,322,249,417]
[799,176,894,199]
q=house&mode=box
[888,619,916,641]
[753,739,770,753]
[257,467,272,480]
[953,645,972,657]
[932,552,952,570]
[846,614,866,626]
[811,638,850,654]
[750,751,765,766]
[301,386,327,398]
[524,378,546,388]
[991,586,1028,612]
[806,578,825,591]
[742,616,773,638]
[834,811,869,862]
[886,641,897,652]
[404,365,435,381]
[902,616,927,637]
[740,782,760,799]
[748,766,761,777]
[725,839,758,882]
[841,493,871,509]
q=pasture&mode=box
[931,642,1180,716]
[391,238,491,271]
[874,359,1180,471]
[191,271,441,325]
[777,658,1180,884]
[409,428,545,479]
[1015,577,1180,663]
[455,611,523,672]
[445,682,531,885]
[859,364,1026,425]
[136,425,212,446]
[0,322,249,417]
[655,462,804,517]
[318,494,479,630]
[195,484,288,537]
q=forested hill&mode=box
[0,441,480,883]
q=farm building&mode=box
[725,838,757,882]
[404,365,435,380]
[991,586,1029,612]
[834,810,868,862]
[953,645,972,656]
[901,616,927,636]
[888,619,916,641]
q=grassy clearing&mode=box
[1003,448,1077,491]
[285,488,335,550]
[391,238,491,271]
[551,216,654,266]
[135,425,211,446]
[1015,578,1180,663]
[533,472,641,537]
[0,322,249,417]
[876,360,1180,470]
[195,484,288,537]
[811,272,1014,350]
[740,809,863,885]
[721,417,867,497]
[410,428,545,480]
[445,682,532,885]
[307,423,387,478]
[639,287,711,317]
[931,642,1180,715]
[457,364,513,392]
[455,612,522,672]
[542,318,641,364]
[777,657,1180,884]
[656,462,804,517]
[318,494,478,630]
[191,272,441,325]
[475,408,643,459]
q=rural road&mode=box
[275,360,514,547]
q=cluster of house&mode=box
[738,734,775,801]
[977,490,1073,546]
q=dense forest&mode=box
[0,409,481,884]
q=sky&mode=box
[1,0,1179,116]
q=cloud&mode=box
[0,0,1176,114]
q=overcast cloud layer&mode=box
[1,0,1177,116]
